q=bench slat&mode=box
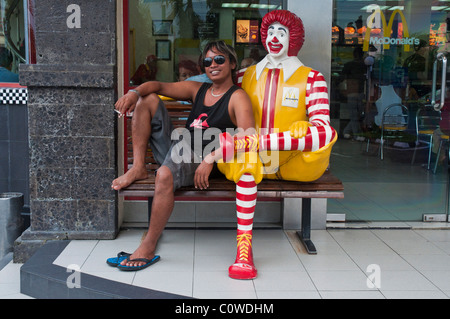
[119,171,344,199]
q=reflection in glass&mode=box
[0,0,29,82]
[330,0,450,222]
[127,0,283,86]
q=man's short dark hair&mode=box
[201,41,238,80]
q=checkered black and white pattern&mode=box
[0,88,28,105]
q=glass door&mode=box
[329,0,450,223]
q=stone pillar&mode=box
[14,1,118,262]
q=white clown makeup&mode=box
[266,22,290,60]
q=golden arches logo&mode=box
[363,8,417,52]
[283,89,298,101]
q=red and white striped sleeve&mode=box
[235,68,247,88]
[305,70,331,127]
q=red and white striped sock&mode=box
[230,173,258,280]
[236,173,257,233]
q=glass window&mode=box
[126,0,284,88]
[0,0,33,83]
[332,0,449,134]
[330,0,450,222]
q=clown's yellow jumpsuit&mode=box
[218,64,337,183]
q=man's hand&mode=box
[194,160,214,190]
[289,121,312,139]
[115,91,140,118]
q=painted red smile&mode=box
[268,42,283,54]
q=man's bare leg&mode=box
[112,94,161,190]
[120,166,175,267]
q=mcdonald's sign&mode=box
[363,7,420,52]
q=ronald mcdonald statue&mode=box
[218,10,338,280]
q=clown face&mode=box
[266,22,290,60]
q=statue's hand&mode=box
[289,121,313,139]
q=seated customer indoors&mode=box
[110,41,255,271]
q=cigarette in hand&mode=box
[114,109,124,117]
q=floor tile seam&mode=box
[313,232,385,274]
[377,237,450,256]
[412,230,450,254]
[327,229,389,244]
[345,248,413,283]
[379,290,450,298]
[307,269,385,295]
[79,240,102,269]
[325,230,385,285]
[413,229,450,242]
[378,263,447,294]
[316,289,385,299]
[57,239,101,270]
[297,260,321,293]
[282,230,308,270]
[368,229,423,256]
[325,229,372,272]
[318,289,386,298]
[390,255,450,294]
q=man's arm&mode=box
[115,81,202,115]
[229,88,256,132]
[195,89,256,190]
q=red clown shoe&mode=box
[228,232,257,280]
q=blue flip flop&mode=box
[106,252,132,267]
[117,255,161,271]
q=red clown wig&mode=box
[261,10,305,57]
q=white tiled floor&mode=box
[0,259,32,299]
[2,227,450,299]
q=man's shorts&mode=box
[150,100,219,190]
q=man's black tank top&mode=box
[186,82,238,156]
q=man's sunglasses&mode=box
[203,55,226,68]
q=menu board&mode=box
[236,20,259,43]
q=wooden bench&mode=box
[119,102,344,254]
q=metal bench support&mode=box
[297,198,317,255]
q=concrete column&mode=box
[14,0,118,263]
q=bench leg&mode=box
[296,198,317,255]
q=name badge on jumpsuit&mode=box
[282,87,300,108]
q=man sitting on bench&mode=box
[110,41,255,271]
